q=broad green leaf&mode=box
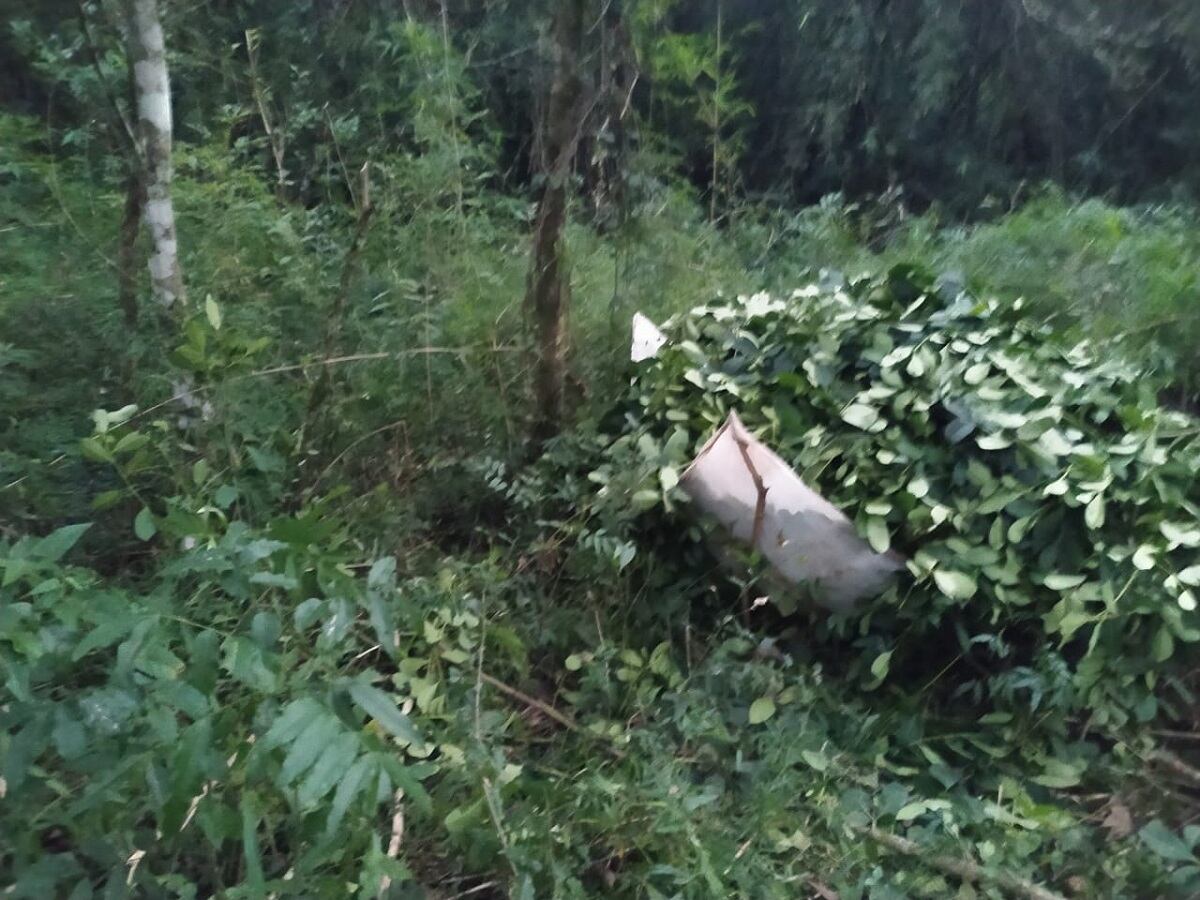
[1042,477,1069,497]
[895,801,929,821]
[1179,565,1200,587]
[801,750,829,772]
[1152,626,1175,663]
[325,755,375,837]
[298,732,360,808]
[350,683,422,744]
[865,517,890,553]
[367,593,397,660]
[1084,494,1106,529]
[659,465,679,491]
[907,477,930,499]
[1133,545,1157,571]
[748,697,775,725]
[31,523,91,562]
[964,363,989,385]
[134,507,157,542]
[1043,574,1087,591]
[976,433,1012,451]
[1161,521,1200,548]
[264,700,325,749]
[240,792,265,892]
[205,295,222,330]
[1140,820,1197,864]
[870,650,893,681]
[221,636,279,694]
[281,714,342,785]
[933,569,976,600]
[841,404,880,431]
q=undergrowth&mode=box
[3,110,1200,897]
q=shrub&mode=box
[588,265,1200,725]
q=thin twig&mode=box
[445,882,500,900]
[1149,748,1200,788]
[377,789,405,897]
[122,346,520,427]
[305,418,407,494]
[731,433,768,547]
[479,672,624,758]
[1155,730,1200,742]
[861,826,1066,900]
[244,29,288,199]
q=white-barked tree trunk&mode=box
[126,0,185,309]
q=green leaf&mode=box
[221,636,279,694]
[1133,545,1157,571]
[1084,494,1106,529]
[31,523,91,562]
[350,683,422,744]
[869,650,893,682]
[240,792,266,893]
[205,295,222,330]
[1179,565,1200,587]
[907,477,930,499]
[1152,626,1175,663]
[298,732,360,808]
[263,698,324,748]
[280,713,342,785]
[1139,820,1197,864]
[659,465,679,491]
[933,569,977,600]
[895,801,929,821]
[964,363,989,385]
[134,507,157,542]
[1161,521,1200,549]
[367,593,397,660]
[91,489,124,511]
[1043,574,1087,591]
[80,436,113,463]
[976,433,1012,451]
[841,403,881,431]
[1042,477,1069,497]
[865,517,890,553]
[325,755,375,837]
[748,697,775,725]
[800,750,829,772]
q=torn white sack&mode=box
[680,411,904,614]
[630,312,668,362]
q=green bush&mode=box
[585,265,1200,726]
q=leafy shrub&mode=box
[588,265,1200,725]
[0,511,439,896]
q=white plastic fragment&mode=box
[630,312,668,362]
[680,411,904,614]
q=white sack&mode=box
[631,312,668,362]
[680,411,903,614]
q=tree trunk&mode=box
[125,0,185,309]
[116,172,145,326]
[527,0,586,445]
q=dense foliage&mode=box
[604,268,1200,724]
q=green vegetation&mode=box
[3,2,1200,898]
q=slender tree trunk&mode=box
[710,0,722,223]
[527,0,586,445]
[125,0,185,309]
